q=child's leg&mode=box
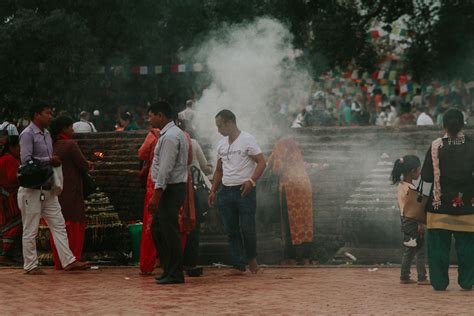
[401,246,417,280]
[400,217,418,280]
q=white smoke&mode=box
[189,17,312,147]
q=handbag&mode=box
[17,159,53,189]
[191,166,210,222]
[81,171,97,198]
[402,181,428,224]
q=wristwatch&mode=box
[248,178,256,187]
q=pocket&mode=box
[401,218,418,236]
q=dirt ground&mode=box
[0,266,472,315]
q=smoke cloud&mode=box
[188,17,312,147]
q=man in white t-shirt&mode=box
[415,105,434,126]
[208,110,266,274]
[73,111,97,133]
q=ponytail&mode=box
[391,155,421,184]
[391,159,404,184]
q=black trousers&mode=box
[152,183,186,280]
[183,210,201,268]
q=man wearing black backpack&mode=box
[0,113,19,136]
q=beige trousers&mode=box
[17,187,76,271]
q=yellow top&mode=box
[427,212,474,232]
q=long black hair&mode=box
[50,116,74,141]
[443,108,464,136]
[391,155,421,184]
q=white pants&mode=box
[17,187,76,271]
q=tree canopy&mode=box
[0,0,472,115]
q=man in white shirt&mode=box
[147,101,189,284]
[416,105,434,126]
[178,100,196,133]
[73,111,97,133]
[208,110,266,274]
[0,115,19,136]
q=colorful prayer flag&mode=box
[193,63,204,72]
[139,66,148,75]
[351,70,359,80]
[371,31,380,39]
[178,64,186,73]
[155,65,163,74]
[388,70,397,81]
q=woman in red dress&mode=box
[138,128,160,275]
[0,136,21,265]
[49,116,93,269]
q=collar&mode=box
[442,132,465,145]
[29,122,49,135]
[160,121,176,135]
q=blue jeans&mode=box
[217,185,257,270]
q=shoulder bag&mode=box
[402,181,428,224]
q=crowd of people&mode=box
[1,97,473,291]
[285,87,472,128]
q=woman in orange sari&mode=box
[138,128,160,275]
[267,136,314,265]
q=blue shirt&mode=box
[151,122,188,190]
[19,122,53,164]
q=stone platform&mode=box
[0,267,472,315]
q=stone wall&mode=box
[75,126,473,264]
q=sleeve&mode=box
[138,132,156,161]
[247,134,262,156]
[19,131,34,164]
[193,140,208,171]
[154,136,179,190]
[91,122,97,133]
[8,124,19,136]
[70,142,90,172]
[421,146,434,183]
[216,140,223,160]
[5,156,20,186]
[269,142,284,174]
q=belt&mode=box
[222,184,242,190]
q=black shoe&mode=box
[154,274,167,281]
[156,276,184,285]
[186,267,203,277]
[233,265,246,272]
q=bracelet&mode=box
[248,178,256,187]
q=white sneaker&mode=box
[403,238,417,248]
